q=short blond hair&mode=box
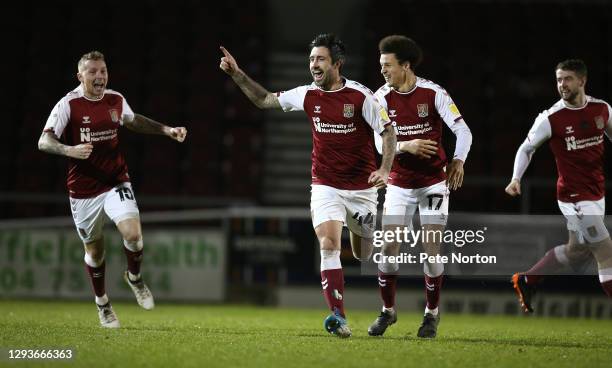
[78,51,105,71]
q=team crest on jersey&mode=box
[389,110,397,117]
[82,116,91,124]
[109,109,120,123]
[343,104,354,118]
[595,116,605,129]
[417,104,428,118]
[314,105,321,114]
[565,126,574,134]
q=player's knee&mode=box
[84,247,105,267]
[123,237,143,252]
[424,261,444,278]
[566,244,591,262]
[318,236,340,250]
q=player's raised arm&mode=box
[219,46,281,110]
[38,131,93,160]
[123,114,187,142]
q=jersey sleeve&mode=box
[605,103,612,142]
[434,88,463,128]
[434,89,472,162]
[277,85,309,112]
[362,93,391,135]
[373,89,388,111]
[512,113,552,180]
[43,97,71,138]
[121,95,135,124]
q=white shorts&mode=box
[558,198,609,244]
[70,182,140,243]
[310,184,378,238]
[382,181,449,227]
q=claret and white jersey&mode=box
[43,85,135,199]
[374,77,470,189]
[513,96,612,203]
[277,78,391,190]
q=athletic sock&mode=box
[85,261,106,298]
[599,268,612,297]
[524,245,568,285]
[424,274,443,311]
[123,248,143,278]
[378,272,397,309]
[320,249,345,317]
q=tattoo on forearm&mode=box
[381,126,397,172]
[125,114,168,135]
[233,73,280,109]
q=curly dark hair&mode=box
[379,35,423,70]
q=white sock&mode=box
[320,249,341,271]
[425,306,439,316]
[95,294,109,306]
[128,271,141,282]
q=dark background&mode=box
[2,0,611,297]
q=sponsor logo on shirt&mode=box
[565,135,603,151]
[392,121,433,136]
[343,104,354,118]
[312,116,357,134]
[417,104,428,118]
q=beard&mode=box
[559,89,578,102]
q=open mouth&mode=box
[93,80,105,90]
[312,70,324,82]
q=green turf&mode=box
[1,300,611,368]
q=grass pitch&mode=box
[1,300,611,368]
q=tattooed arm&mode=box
[123,114,187,142]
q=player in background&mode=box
[506,59,612,312]
[38,51,187,328]
[369,35,472,338]
[220,33,396,338]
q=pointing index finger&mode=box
[220,46,232,58]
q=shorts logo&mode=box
[595,116,605,129]
[343,104,354,118]
[82,116,91,124]
[109,109,120,123]
[78,227,88,239]
[588,226,598,238]
[417,104,428,118]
